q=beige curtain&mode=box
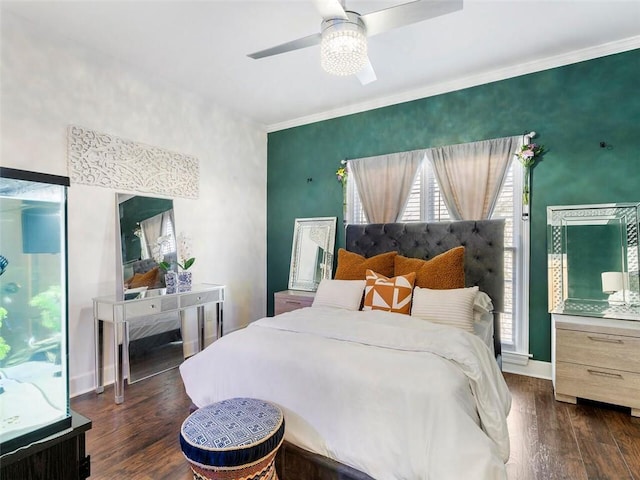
[348,151,423,223]
[426,137,519,220]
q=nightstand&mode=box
[274,290,316,315]
[552,313,640,417]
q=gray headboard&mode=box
[345,220,505,361]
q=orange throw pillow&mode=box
[363,269,416,315]
[127,267,160,289]
[334,249,397,280]
[394,246,465,290]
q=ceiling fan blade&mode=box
[312,0,348,20]
[356,58,377,85]
[362,0,463,37]
[248,33,322,59]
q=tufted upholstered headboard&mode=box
[345,220,505,362]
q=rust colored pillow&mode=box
[127,267,160,289]
[334,249,397,280]
[363,269,416,315]
[394,246,465,290]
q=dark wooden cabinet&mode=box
[1,411,91,480]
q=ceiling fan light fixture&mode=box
[321,12,367,76]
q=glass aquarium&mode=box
[0,167,71,454]
[548,203,640,319]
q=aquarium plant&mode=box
[0,307,11,361]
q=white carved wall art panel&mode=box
[67,125,199,198]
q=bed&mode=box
[180,220,511,480]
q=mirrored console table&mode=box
[93,283,225,404]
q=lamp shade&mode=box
[601,271,627,293]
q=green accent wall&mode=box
[267,49,640,362]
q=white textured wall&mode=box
[0,12,268,396]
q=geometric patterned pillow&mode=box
[363,269,416,315]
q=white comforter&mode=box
[180,307,511,480]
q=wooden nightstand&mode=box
[552,313,640,417]
[274,290,316,315]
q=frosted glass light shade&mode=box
[320,13,367,76]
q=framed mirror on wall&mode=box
[288,217,337,291]
[114,193,184,383]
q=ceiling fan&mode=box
[248,0,463,85]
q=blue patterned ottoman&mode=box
[179,398,285,480]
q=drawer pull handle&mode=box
[587,336,623,344]
[587,369,623,379]
[285,300,302,305]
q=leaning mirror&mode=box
[289,217,337,291]
[115,193,183,383]
[117,193,177,294]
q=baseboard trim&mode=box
[503,358,552,380]
[70,369,109,398]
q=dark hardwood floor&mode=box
[71,369,640,480]
[505,373,640,480]
[72,368,193,479]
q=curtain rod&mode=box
[346,132,537,162]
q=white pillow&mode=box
[473,291,493,313]
[472,291,495,353]
[474,310,495,355]
[312,279,366,311]
[411,286,479,333]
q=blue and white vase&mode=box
[178,270,192,292]
[164,271,178,293]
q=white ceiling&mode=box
[3,1,640,131]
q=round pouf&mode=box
[179,398,285,480]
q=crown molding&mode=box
[266,36,640,133]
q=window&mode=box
[161,217,176,256]
[346,157,527,354]
[139,212,177,261]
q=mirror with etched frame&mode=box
[547,202,640,319]
[288,217,337,291]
